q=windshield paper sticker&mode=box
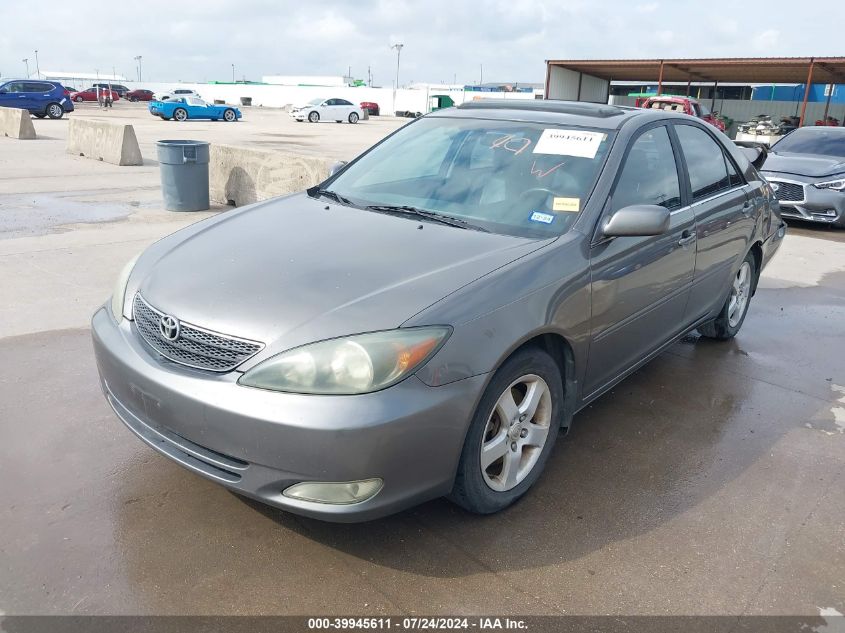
[534,130,605,158]
[553,197,580,212]
[529,211,555,224]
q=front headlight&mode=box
[110,254,140,322]
[238,327,451,395]
[814,178,845,191]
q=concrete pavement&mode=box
[0,108,843,616]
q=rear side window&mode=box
[24,82,52,92]
[675,125,733,201]
[612,126,681,212]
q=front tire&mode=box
[450,347,562,514]
[698,252,756,340]
[223,108,236,122]
[308,111,320,123]
[74,96,83,103]
[173,108,188,122]
[348,112,359,124]
[46,103,64,119]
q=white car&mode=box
[155,89,201,102]
[290,98,363,124]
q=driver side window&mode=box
[611,126,681,212]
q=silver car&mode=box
[92,100,785,522]
[760,126,845,228]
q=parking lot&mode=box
[1,103,844,616]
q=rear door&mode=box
[584,123,697,398]
[672,123,755,321]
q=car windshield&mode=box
[325,117,613,238]
[773,128,845,158]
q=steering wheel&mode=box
[519,187,557,201]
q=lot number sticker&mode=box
[534,129,605,158]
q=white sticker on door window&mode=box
[533,129,605,159]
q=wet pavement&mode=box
[1,226,843,615]
[1,114,844,615]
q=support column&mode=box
[799,59,815,127]
[657,60,664,96]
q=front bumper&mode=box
[764,174,845,226]
[289,111,307,120]
[91,307,486,522]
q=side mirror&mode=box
[329,161,348,177]
[736,143,768,170]
[602,204,670,237]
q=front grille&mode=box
[770,180,805,203]
[132,293,263,372]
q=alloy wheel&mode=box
[480,374,552,492]
[728,261,752,327]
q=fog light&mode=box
[283,478,383,505]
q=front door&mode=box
[584,124,697,398]
[0,81,31,110]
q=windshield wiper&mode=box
[365,205,488,232]
[306,186,353,206]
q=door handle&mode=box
[678,230,696,247]
[742,200,753,215]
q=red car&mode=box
[126,89,154,102]
[71,88,120,103]
[360,101,380,116]
[640,96,725,132]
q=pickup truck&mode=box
[639,96,726,132]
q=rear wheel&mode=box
[46,103,64,119]
[698,252,756,340]
[450,347,562,514]
[223,109,236,122]
[348,111,359,124]
[130,97,138,102]
[173,108,188,122]
[308,111,319,123]
[74,96,83,103]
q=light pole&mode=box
[391,43,403,89]
[134,56,142,82]
[34,50,40,79]
[391,43,403,112]
[231,63,235,83]
[22,58,29,77]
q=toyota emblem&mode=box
[159,315,180,341]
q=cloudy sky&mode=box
[3,0,844,85]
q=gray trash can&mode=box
[156,140,210,212]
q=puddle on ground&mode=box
[0,192,154,239]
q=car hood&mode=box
[135,194,551,360]
[762,152,845,178]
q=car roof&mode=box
[795,125,845,133]
[434,98,674,131]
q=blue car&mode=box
[149,96,241,122]
[0,79,74,119]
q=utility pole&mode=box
[34,50,40,79]
[453,73,457,86]
[232,63,235,83]
[22,58,29,77]
[367,66,372,87]
[134,56,142,82]
[479,63,483,86]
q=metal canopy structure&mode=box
[544,57,845,125]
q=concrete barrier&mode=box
[0,108,36,139]
[209,144,331,207]
[66,118,143,166]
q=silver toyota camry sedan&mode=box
[92,100,786,522]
